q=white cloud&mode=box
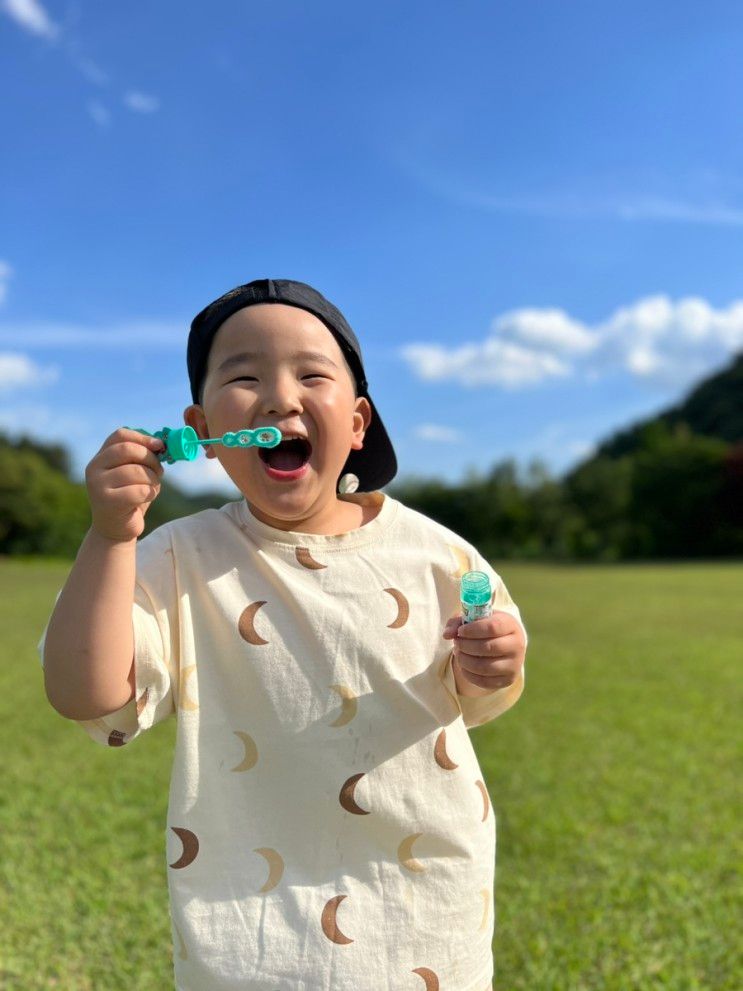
[595,295,743,386]
[401,295,743,392]
[413,423,464,444]
[396,149,743,227]
[73,56,109,86]
[401,339,570,388]
[87,99,111,128]
[0,261,12,305]
[0,403,87,439]
[614,196,743,226]
[394,155,743,228]
[123,90,160,114]
[0,352,58,392]
[566,440,597,460]
[1,0,57,40]
[0,319,185,347]
[492,307,595,355]
[466,192,743,228]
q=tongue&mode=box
[266,443,306,471]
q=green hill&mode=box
[594,351,743,460]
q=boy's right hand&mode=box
[85,428,166,543]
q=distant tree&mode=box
[522,459,582,560]
[562,455,634,560]
[0,447,90,557]
[627,430,733,557]
[0,429,73,478]
[717,443,743,551]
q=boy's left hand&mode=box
[442,611,526,693]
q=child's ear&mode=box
[350,398,372,451]
[183,404,216,459]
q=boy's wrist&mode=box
[87,525,138,549]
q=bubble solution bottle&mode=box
[460,570,493,624]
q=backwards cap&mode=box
[187,278,397,492]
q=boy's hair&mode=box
[187,278,397,491]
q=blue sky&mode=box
[2,1,743,497]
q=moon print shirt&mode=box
[38,491,527,991]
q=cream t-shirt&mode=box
[38,491,527,991]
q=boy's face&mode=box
[183,303,371,533]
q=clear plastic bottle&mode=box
[460,570,493,623]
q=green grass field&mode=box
[1,558,740,990]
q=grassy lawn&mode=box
[1,557,740,989]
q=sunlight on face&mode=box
[184,304,371,533]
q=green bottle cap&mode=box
[167,425,199,461]
[460,570,492,607]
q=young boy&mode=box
[39,278,527,991]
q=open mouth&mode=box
[258,437,312,472]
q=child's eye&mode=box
[229,376,257,383]
[302,372,330,381]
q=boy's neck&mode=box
[245,493,382,535]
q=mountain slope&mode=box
[594,351,743,460]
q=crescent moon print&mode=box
[479,888,491,931]
[321,894,354,945]
[383,588,410,628]
[135,687,149,717]
[475,780,490,821]
[398,832,427,873]
[339,773,370,815]
[179,666,199,711]
[295,546,327,569]
[230,731,258,772]
[433,728,458,770]
[412,967,440,989]
[169,827,199,869]
[238,601,269,645]
[328,684,358,726]
[254,848,284,893]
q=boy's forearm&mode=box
[43,527,137,721]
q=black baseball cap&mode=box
[187,278,397,492]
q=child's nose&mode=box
[261,375,303,417]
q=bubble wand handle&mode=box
[124,426,282,464]
[460,570,493,624]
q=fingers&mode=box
[453,660,517,691]
[445,610,525,691]
[86,433,162,500]
[105,462,163,490]
[453,645,520,682]
[453,631,520,659]
[86,428,167,542]
[454,611,514,639]
[104,427,165,467]
[98,430,165,472]
[442,615,463,639]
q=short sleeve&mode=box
[442,549,527,730]
[37,524,178,748]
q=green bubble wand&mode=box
[124,425,282,465]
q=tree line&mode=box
[2,419,742,561]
